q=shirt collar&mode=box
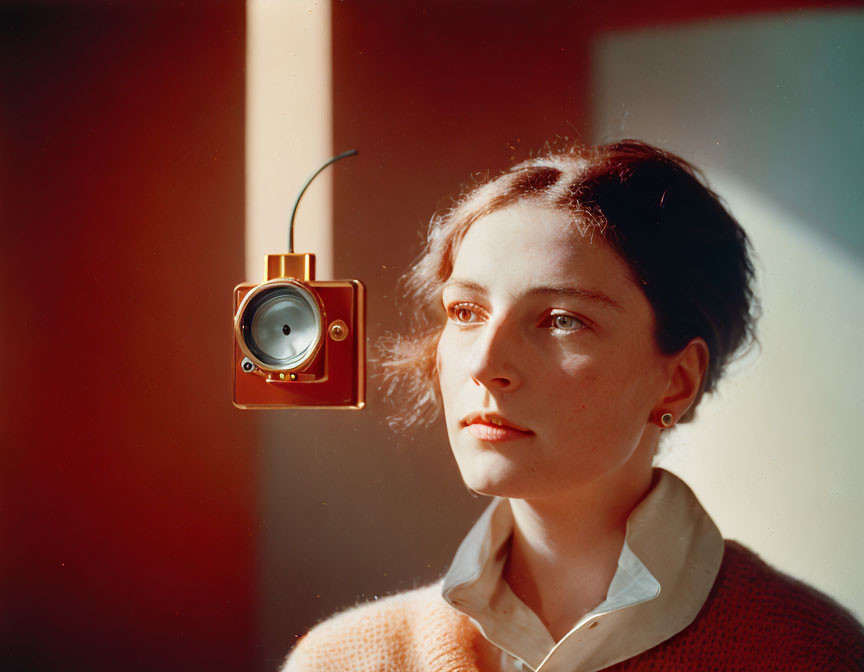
[442,469,724,672]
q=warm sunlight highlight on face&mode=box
[436,200,675,502]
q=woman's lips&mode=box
[462,413,534,442]
[466,422,534,441]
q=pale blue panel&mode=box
[593,11,864,262]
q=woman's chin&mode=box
[455,453,541,499]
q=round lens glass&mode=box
[242,284,322,369]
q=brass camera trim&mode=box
[233,277,326,373]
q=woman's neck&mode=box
[503,467,656,641]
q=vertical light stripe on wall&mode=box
[246,3,332,669]
[247,0,332,282]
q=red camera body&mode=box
[233,253,365,409]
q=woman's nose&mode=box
[468,321,522,391]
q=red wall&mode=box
[0,4,255,670]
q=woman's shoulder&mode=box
[696,540,863,666]
[281,581,479,672]
[718,540,861,624]
[614,540,863,671]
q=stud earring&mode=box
[658,411,674,428]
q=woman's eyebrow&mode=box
[441,278,488,294]
[525,285,623,311]
[442,279,622,311]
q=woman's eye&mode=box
[446,303,484,325]
[545,313,586,332]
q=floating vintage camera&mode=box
[233,151,365,409]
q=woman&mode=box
[284,141,863,671]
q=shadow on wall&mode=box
[1,4,255,672]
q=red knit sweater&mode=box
[284,541,864,671]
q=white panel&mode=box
[247,0,332,281]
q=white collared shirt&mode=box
[442,469,724,672]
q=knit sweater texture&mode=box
[284,541,864,672]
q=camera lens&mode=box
[239,282,323,370]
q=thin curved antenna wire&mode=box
[288,149,358,252]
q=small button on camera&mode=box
[328,320,349,342]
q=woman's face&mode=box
[436,200,675,501]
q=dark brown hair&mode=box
[381,140,757,429]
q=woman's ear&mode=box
[655,338,709,426]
